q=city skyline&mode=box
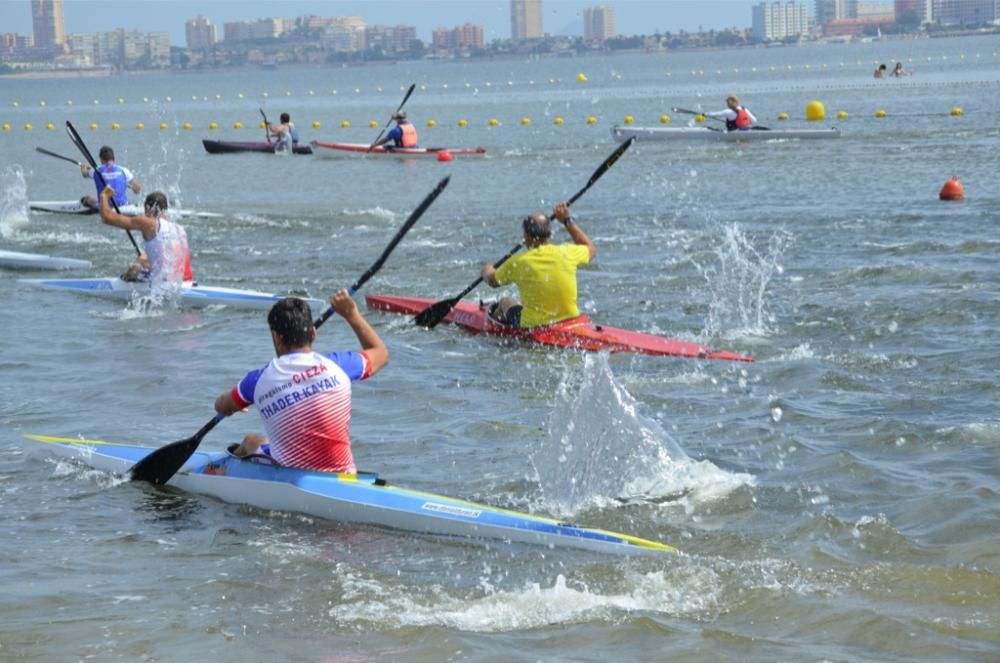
[2,0,776,47]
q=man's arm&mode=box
[331,289,389,376]
[214,390,242,416]
[553,202,596,261]
[98,186,156,238]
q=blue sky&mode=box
[1,0,770,46]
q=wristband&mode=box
[563,218,574,227]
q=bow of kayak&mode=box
[366,294,753,362]
[30,200,223,219]
[0,249,92,271]
[24,434,677,556]
[310,141,487,158]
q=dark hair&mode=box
[144,191,168,212]
[522,214,551,240]
[98,146,114,161]
[268,298,314,347]
[280,113,290,123]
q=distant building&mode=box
[31,0,65,52]
[815,0,858,26]
[932,0,997,24]
[511,0,543,40]
[67,29,170,68]
[1,32,33,56]
[185,16,217,50]
[364,24,419,53]
[583,5,617,42]
[223,18,288,42]
[432,23,485,53]
[894,0,933,22]
[752,2,810,40]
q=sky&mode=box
[0,0,772,46]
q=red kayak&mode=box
[365,294,753,362]
[310,141,486,158]
[202,139,313,155]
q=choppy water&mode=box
[1,36,998,661]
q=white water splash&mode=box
[341,206,398,221]
[0,165,30,237]
[695,222,791,339]
[531,354,753,517]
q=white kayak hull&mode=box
[24,435,676,556]
[0,249,92,271]
[19,276,326,311]
[29,200,223,219]
[611,125,841,142]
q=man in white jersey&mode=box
[98,186,195,282]
[213,292,389,473]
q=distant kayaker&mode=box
[706,96,757,131]
[891,62,905,77]
[874,64,887,79]
[373,111,418,149]
[213,291,389,473]
[80,145,141,209]
[98,186,194,283]
[481,202,596,328]
[267,113,299,154]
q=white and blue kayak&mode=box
[0,249,92,271]
[19,276,326,311]
[29,200,223,219]
[611,125,841,142]
[24,435,676,556]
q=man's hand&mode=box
[331,288,359,319]
[553,202,571,224]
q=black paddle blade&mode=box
[414,296,460,329]
[130,414,223,485]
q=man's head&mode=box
[393,111,407,123]
[144,191,168,215]
[268,298,315,350]
[521,212,552,245]
[726,96,740,110]
[280,112,290,123]
[98,146,115,162]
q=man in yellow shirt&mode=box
[481,202,596,328]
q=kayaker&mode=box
[481,202,596,328]
[891,62,905,77]
[374,111,418,149]
[98,186,195,283]
[80,146,141,209]
[267,113,299,153]
[874,64,887,79]
[213,291,389,473]
[706,96,756,131]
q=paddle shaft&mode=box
[414,137,635,329]
[367,83,416,153]
[130,176,450,485]
[35,146,83,166]
[65,121,141,256]
[260,108,271,144]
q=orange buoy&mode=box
[939,176,964,200]
[437,150,453,163]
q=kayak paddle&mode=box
[671,106,770,131]
[130,175,451,486]
[366,83,416,154]
[35,146,84,167]
[65,121,142,257]
[414,137,636,329]
[259,108,271,144]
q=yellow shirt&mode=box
[494,243,591,328]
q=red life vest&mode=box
[734,106,752,129]
[399,122,418,147]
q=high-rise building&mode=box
[31,0,65,52]
[752,2,810,40]
[815,0,858,26]
[895,0,933,22]
[583,5,617,41]
[185,16,217,50]
[510,0,543,40]
[931,0,997,24]
[432,24,485,52]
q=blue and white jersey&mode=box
[92,164,133,206]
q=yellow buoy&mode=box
[465,83,471,88]
[442,84,449,90]
[46,123,54,130]
[40,100,47,106]
[376,87,382,92]
[238,93,244,99]
[182,122,192,130]
[207,121,217,129]
[695,114,706,123]
[457,119,468,127]
[23,123,33,130]
[419,84,426,91]
[341,120,350,128]
[659,114,671,125]
[950,107,963,116]
[587,116,598,125]
[66,100,73,106]
[1,123,10,131]
[89,123,98,130]
[553,116,564,126]
[426,119,437,128]
[369,120,378,128]
[806,100,826,121]
[312,121,321,128]
[285,90,292,96]
[11,101,18,107]
[215,94,221,100]
[259,121,266,129]
[135,123,144,130]
[488,118,499,127]
[117,97,124,104]
[576,73,587,82]
[111,122,120,130]
[875,109,887,118]
[520,117,531,126]
[354,88,361,94]
[143,97,149,103]
[777,112,789,121]
[234,121,243,129]
[837,111,848,119]
[159,123,168,130]
[623,115,634,125]
[165,96,172,102]
[308,90,315,96]
[262,92,269,98]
